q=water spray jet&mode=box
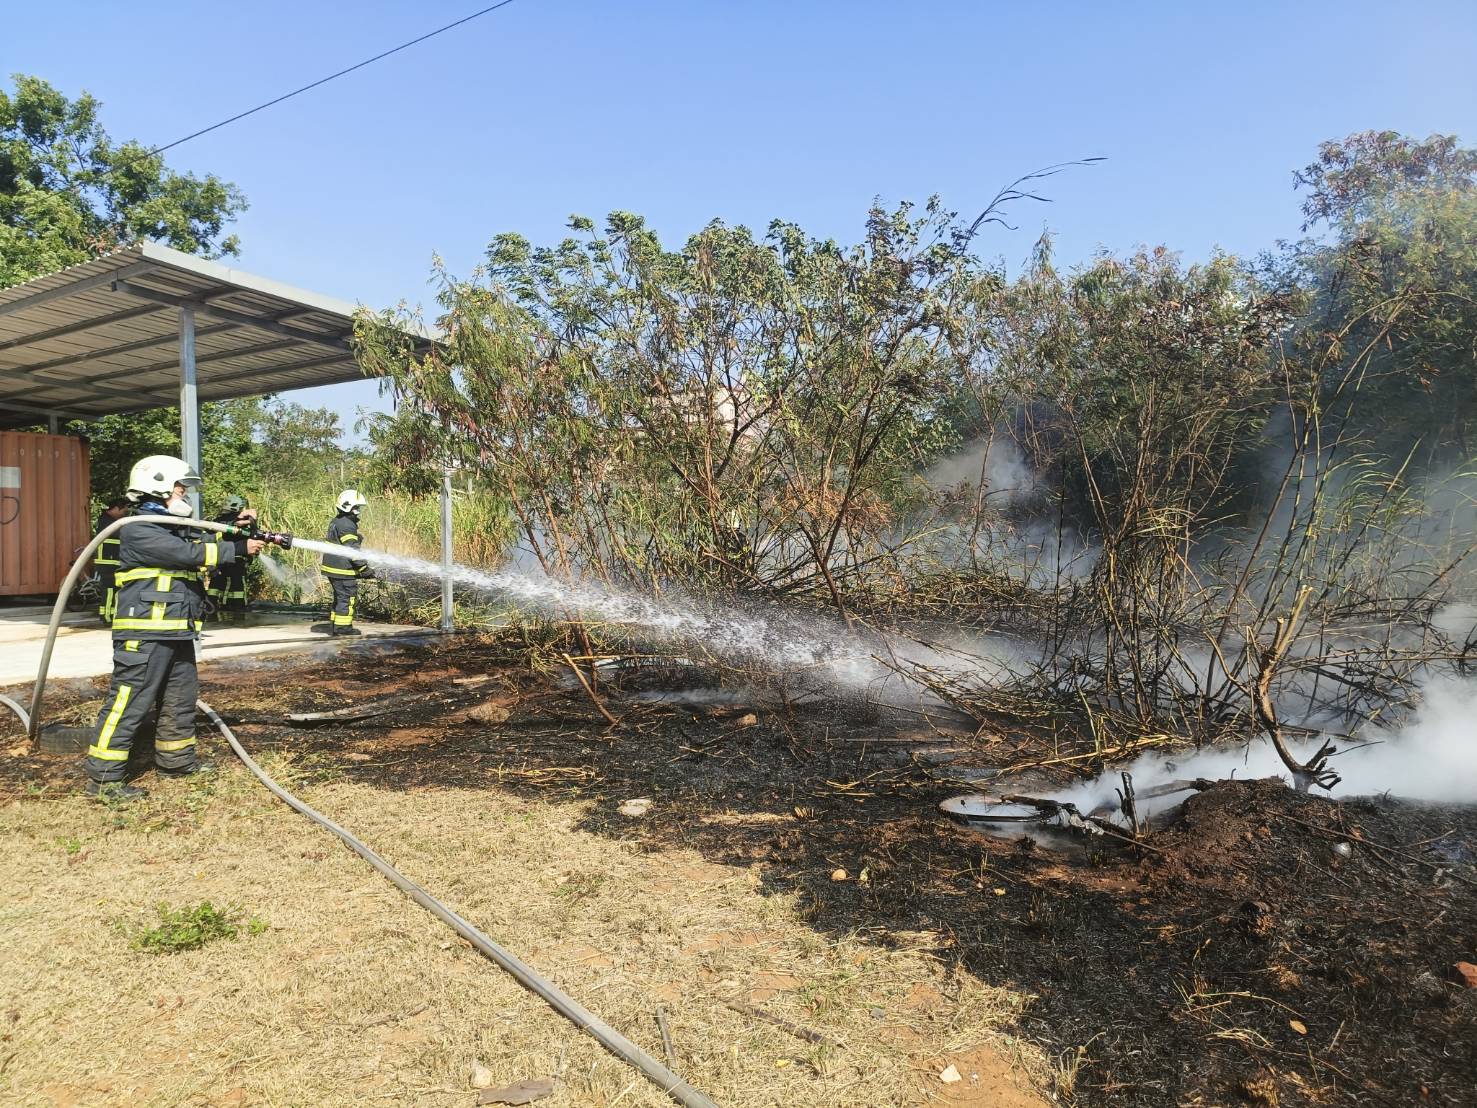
[290,539,907,693]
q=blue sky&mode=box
[8,1,1477,438]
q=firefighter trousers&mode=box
[328,577,358,629]
[210,564,248,614]
[85,639,200,783]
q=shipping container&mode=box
[0,431,91,597]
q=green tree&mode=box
[78,400,265,508]
[254,399,344,487]
[983,242,1295,528]
[1294,130,1477,230]
[1,73,268,502]
[1283,131,1477,462]
[357,200,999,608]
[0,73,245,286]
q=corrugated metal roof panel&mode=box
[0,242,434,428]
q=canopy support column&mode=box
[179,305,201,515]
[440,465,454,633]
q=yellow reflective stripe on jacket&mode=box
[339,534,361,544]
[112,615,194,631]
[122,600,202,632]
[89,685,133,760]
[321,564,359,576]
[116,567,201,585]
[202,542,220,567]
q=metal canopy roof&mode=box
[0,241,427,428]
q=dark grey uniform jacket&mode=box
[213,509,252,562]
[111,514,237,641]
[321,511,367,577]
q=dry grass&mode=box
[0,752,1051,1107]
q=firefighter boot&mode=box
[85,779,149,802]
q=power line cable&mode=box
[142,0,520,159]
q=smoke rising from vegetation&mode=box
[923,435,1040,506]
[1051,670,1477,818]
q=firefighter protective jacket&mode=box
[321,511,368,577]
[94,511,121,570]
[111,507,237,640]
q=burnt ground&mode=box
[5,633,1475,1107]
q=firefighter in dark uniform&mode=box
[84,455,264,801]
[93,498,130,622]
[209,494,256,621]
[321,489,372,635]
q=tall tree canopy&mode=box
[0,73,245,286]
[1284,131,1477,461]
[0,75,339,507]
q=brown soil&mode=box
[5,634,1475,1106]
[928,1044,1052,1108]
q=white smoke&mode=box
[925,435,1040,505]
[1051,671,1477,820]
[1338,672,1477,802]
[968,519,1098,584]
[1433,602,1477,646]
[917,436,1099,584]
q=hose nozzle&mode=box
[228,524,293,550]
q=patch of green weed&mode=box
[122,900,269,954]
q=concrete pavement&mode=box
[0,606,428,688]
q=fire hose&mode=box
[4,516,720,1108]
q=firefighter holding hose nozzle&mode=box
[321,489,372,636]
[84,456,266,802]
[209,494,256,622]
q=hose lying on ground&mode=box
[200,701,717,1107]
[7,516,721,1108]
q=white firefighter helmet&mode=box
[336,489,367,514]
[127,455,201,502]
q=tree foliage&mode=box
[358,200,996,606]
[65,398,342,514]
[1285,130,1477,461]
[0,75,345,510]
[354,133,1477,769]
[1294,130,1477,231]
[984,243,1297,527]
[1,74,245,286]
